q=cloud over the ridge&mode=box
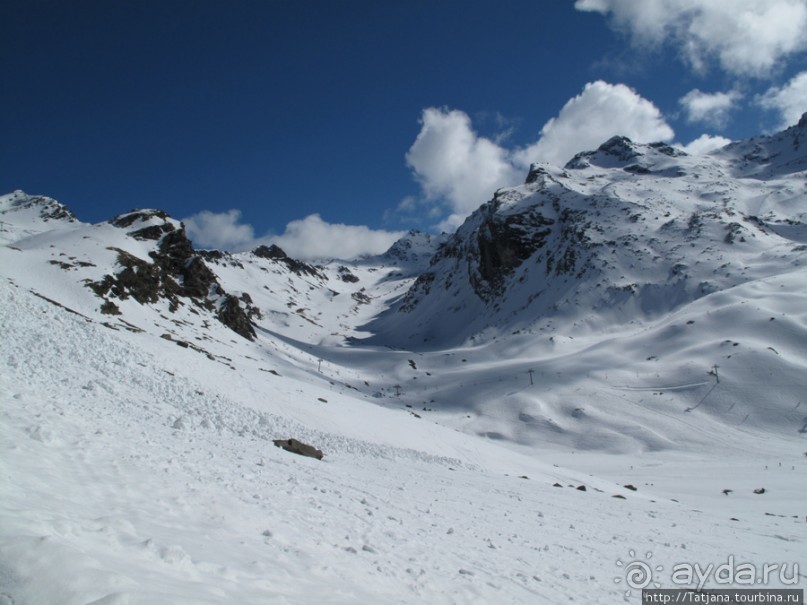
[513,81,674,168]
[268,214,404,260]
[405,108,522,225]
[183,209,256,251]
[183,210,403,260]
[680,134,732,155]
[679,89,741,128]
[406,81,675,229]
[575,0,807,77]
[758,70,807,129]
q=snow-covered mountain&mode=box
[370,118,807,349]
[357,116,807,443]
[1,117,805,604]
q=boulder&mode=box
[273,438,324,460]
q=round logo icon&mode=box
[614,549,664,598]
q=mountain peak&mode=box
[0,189,76,222]
[563,136,683,172]
[379,230,447,273]
[0,190,77,245]
[252,244,324,278]
[110,209,184,242]
[252,243,289,260]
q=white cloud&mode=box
[406,82,675,230]
[575,0,807,77]
[183,209,256,251]
[679,89,741,128]
[405,108,522,218]
[396,196,417,213]
[680,133,732,155]
[513,81,674,167]
[183,210,402,260]
[757,70,807,129]
[267,214,404,261]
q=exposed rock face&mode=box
[252,244,324,278]
[87,210,257,340]
[0,191,77,231]
[36,198,77,222]
[110,210,168,229]
[252,244,286,260]
[88,248,168,305]
[399,185,594,309]
[217,294,257,340]
[472,196,559,300]
[337,266,359,283]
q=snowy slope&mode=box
[3,275,805,605]
[0,190,77,245]
[2,117,806,604]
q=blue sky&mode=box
[2,0,805,258]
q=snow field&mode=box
[2,280,805,604]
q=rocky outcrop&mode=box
[252,244,324,278]
[399,186,593,308]
[471,199,558,300]
[0,191,77,224]
[217,294,257,340]
[87,210,257,340]
[337,266,359,282]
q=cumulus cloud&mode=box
[183,209,256,251]
[757,70,807,129]
[679,89,741,128]
[405,82,676,230]
[405,108,522,219]
[513,81,674,167]
[575,0,807,77]
[266,214,404,261]
[183,210,403,260]
[680,133,732,155]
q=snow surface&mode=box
[2,119,806,603]
[3,280,805,605]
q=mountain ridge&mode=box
[364,115,807,349]
[2,115,805,448]
[2,117,806,605]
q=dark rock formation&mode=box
[273,438,324,460]
[471,202,557,300]
[87,210,257,339]
[252,244,324,278]
[337,266,359,283]
[217,294,257,340]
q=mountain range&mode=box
[1,115,805,604]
